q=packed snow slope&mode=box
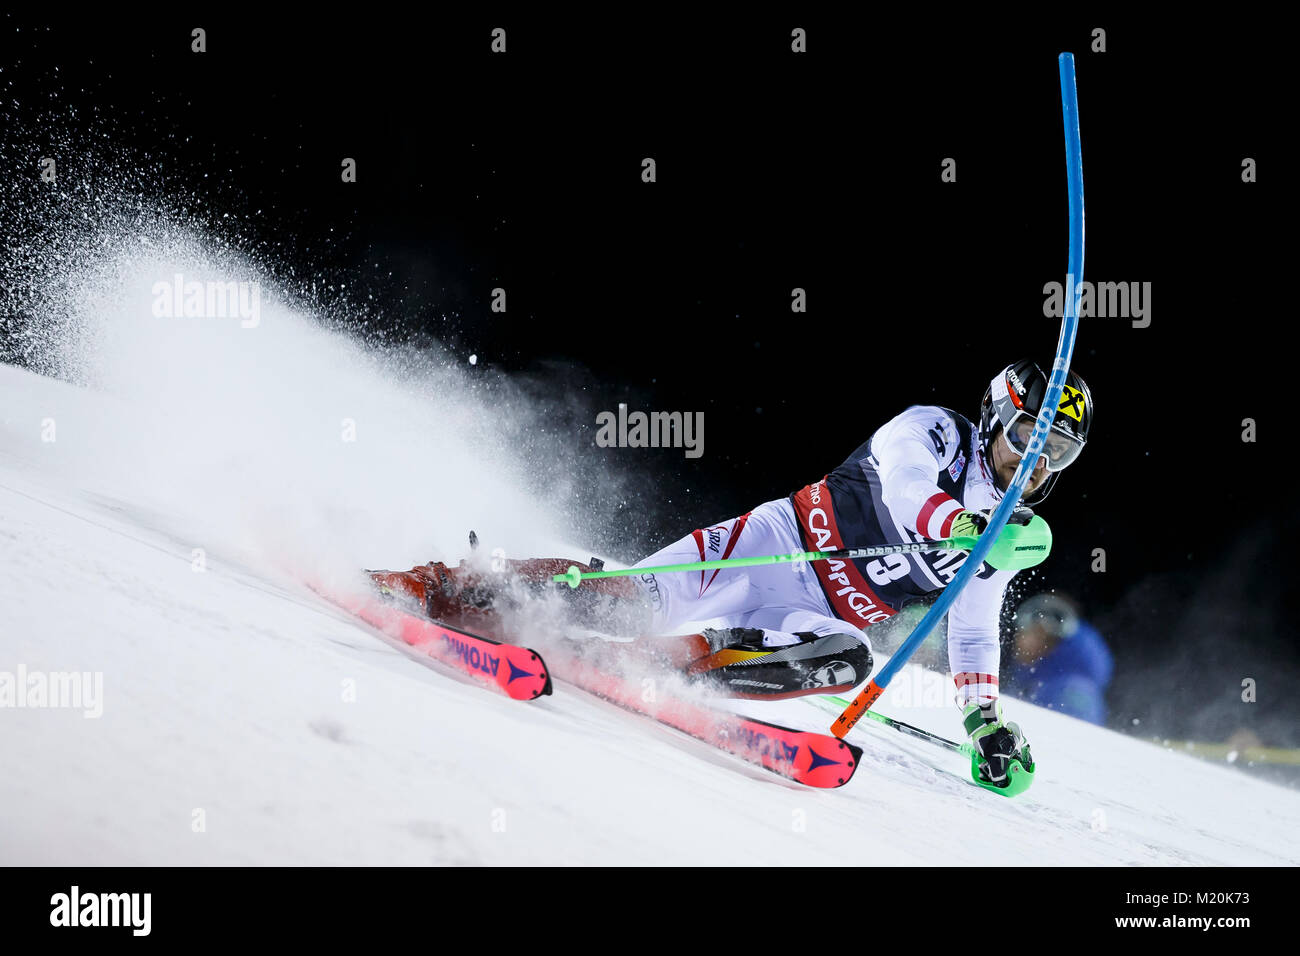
[2,251,1299,865]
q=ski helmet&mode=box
[978,359,1092,505]
[1014,592,1080,641]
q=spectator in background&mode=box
[1008,593,1113,724]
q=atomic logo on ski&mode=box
[732,725,800,764]
[443,634,501,677]
[535,637,863,788]
[805,746,845,772]
[506,659,536,685]
[312,582,553,701]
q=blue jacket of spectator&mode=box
[1008,619,1113,724]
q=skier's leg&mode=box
[632,498,820,634]
[627,497,874,690]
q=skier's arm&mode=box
[871,407,966,540]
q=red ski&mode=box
[317,585,552,701]
[319,558,859,787]
[545,639,862,789]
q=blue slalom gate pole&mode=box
[832,52,1085,737]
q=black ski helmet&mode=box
[978,359,1092,505]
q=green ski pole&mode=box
[552,516,1050,589]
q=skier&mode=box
[621,359,1091,784]
[370,359,1092,788]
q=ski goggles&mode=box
[1001,412,1085,471]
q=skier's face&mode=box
[1014,622,1056,663]
[991,426,1049,495]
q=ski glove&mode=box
[948,510,987,539]
[948,505,1035,540]
[963,700,1035,787]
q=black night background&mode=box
[2,13,1292,761]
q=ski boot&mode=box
[679,627,873,700]
[963,700,1036,792]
